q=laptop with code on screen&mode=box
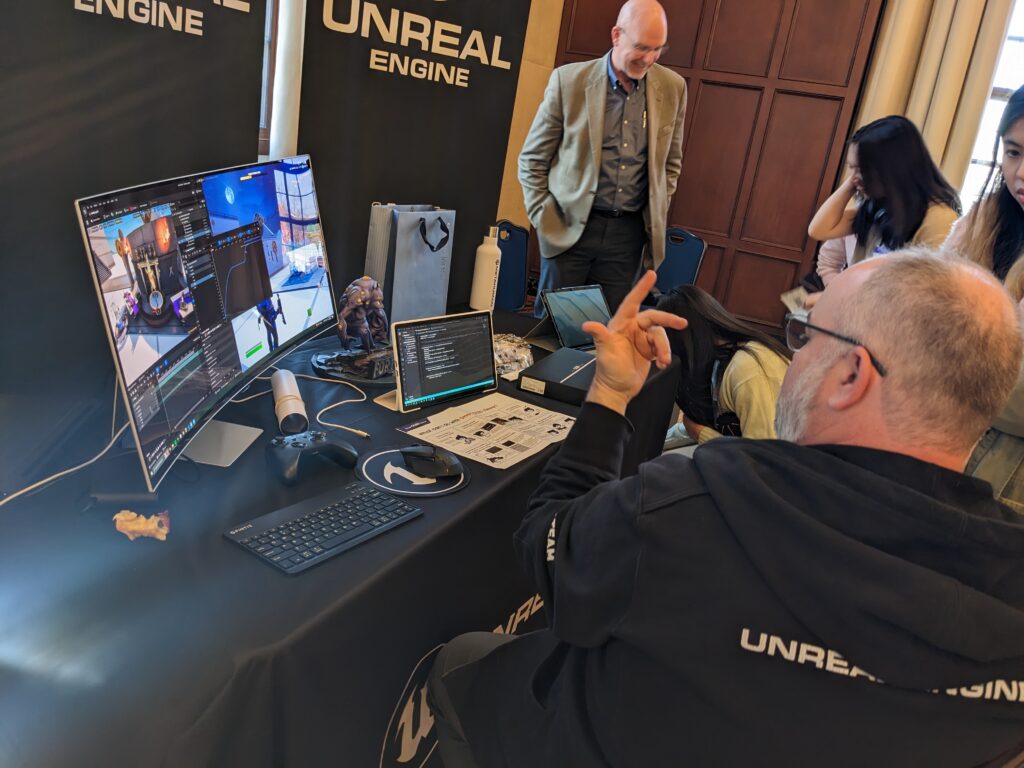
[387,310,498,413]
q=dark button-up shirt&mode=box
[594,52,648,213]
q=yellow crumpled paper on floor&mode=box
[113,510,170,541]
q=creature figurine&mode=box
[336,276,389,351]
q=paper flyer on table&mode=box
[397,393,575,469]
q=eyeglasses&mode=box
[784,313,888,377]
[616,28,669,56]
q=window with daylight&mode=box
[960,0,1024,207]
[275,169,321,259]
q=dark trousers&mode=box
[264,320,279,352]
[426,631,517,768]
[535,211,646,317]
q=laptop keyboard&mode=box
[224,482,422,574]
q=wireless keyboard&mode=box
[224,482,422,574]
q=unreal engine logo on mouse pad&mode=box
[357,449,471,497]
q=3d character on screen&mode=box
[336,276,389,352]
[115,215,189,329]
[134,243,165,315]
[154,217,173,255]
[257,294,286,352]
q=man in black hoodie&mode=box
[428,250,1024,767]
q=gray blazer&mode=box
[518,57,687,268]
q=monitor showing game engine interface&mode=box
[76,155,337,491]
[392,311,497,412]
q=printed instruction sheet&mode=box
[397,393,575,469]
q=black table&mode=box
[0,318,676,768]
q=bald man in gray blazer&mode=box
[519,0,686,316]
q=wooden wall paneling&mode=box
[704,0,786,77]
[656,0,706,69]
[552,0,885,330]
[779,0,872,86]
[722,250,799,326]
[672,81,762,238]
[740,92,844,250]
[694,243,725,293]
[562,0,617,57]
[558,0,707,65]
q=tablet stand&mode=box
[373,390,400,412]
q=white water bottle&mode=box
[469,226,502,311]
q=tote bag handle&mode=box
[418,217,451,252]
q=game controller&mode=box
[266,430,359,486]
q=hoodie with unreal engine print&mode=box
[444,402,1024,768]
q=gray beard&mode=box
[775,349,837,442]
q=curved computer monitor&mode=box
[75,155,337,492]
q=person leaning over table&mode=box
[518,0,686,316]
[656,284,790,449]
[426,252,1024,768]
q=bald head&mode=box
[784,249,1023,459]
[611,0,668,81]
[617,0,668,29]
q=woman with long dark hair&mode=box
[945,86,1024,512]
[657,285,790,447]
[946,85,1024,298]
[809,115,961,280]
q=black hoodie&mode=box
[445,403,1024,767]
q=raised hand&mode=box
[582,270,688,415]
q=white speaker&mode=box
[270,369,308,434]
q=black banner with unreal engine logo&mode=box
[0,2,266,489]
[297,0,532,306]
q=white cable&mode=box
[301,373,371,439]
[1,328,345,508]
[0,423,130,509]
[230,368,278,403]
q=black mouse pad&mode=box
[356,447,471,498]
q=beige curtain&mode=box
[495,0,566,227]
[855,0,1014,189]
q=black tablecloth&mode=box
[0,315,676,768]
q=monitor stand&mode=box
[91,452,159,505]
[182,420,263,467]
[373,390,400,412]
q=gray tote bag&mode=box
[384,208,456,323]
[364,203,434,283]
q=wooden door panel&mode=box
[564,0,616,57]
[674,82,762,237]
[562,0,706,65]
[555,0,884,330]
[657,0,705,69]
[780,0,872,86]
[704,0,785,77]
[740,92,842,251]
[695,243,725,294]
[722,250,799,326]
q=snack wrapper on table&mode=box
[493,334,533,380]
